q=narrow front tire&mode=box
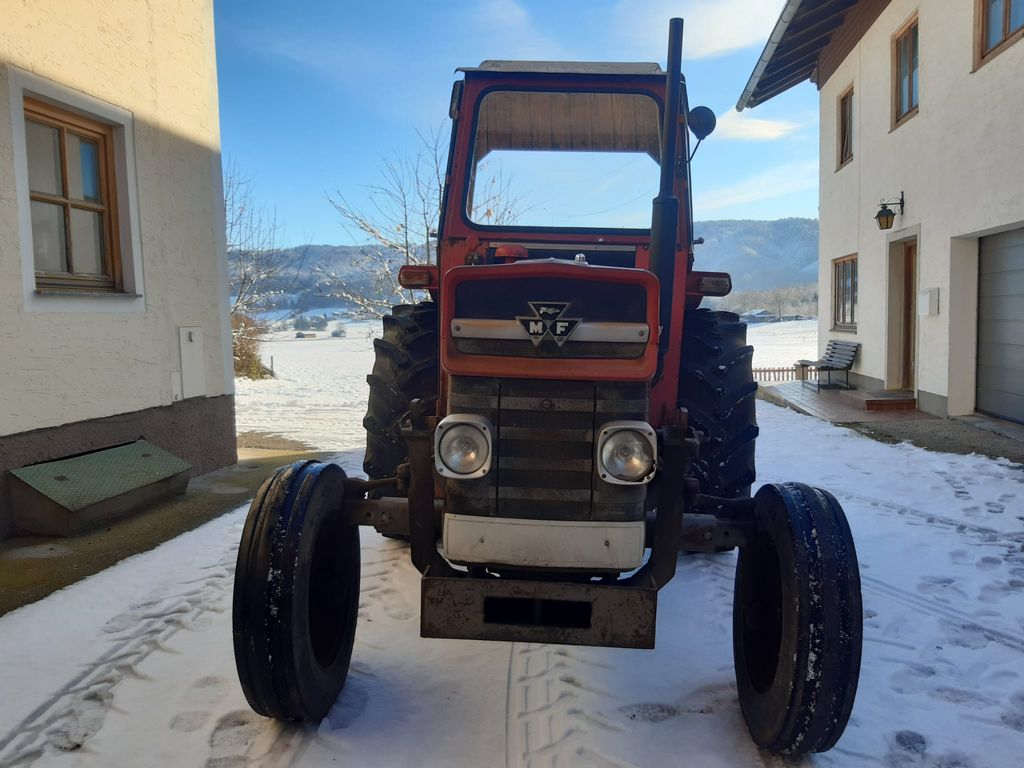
[733,482,862,756]
[233,461,360,722]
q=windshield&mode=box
[466,90,661,230]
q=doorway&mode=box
[886,238,918,391]
[901,242,916,390]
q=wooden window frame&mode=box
[24,97,122,292]
[891,14,920,130]
[974,0,1024,70]
[836,85,854,170]
[832,255,858,332]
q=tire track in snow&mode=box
[0,555,239,765]
[861,576,1024,654]
[357,541,417,625]
[823,490,1024,652]
[835,491,1024,544]
[505,643,637,768]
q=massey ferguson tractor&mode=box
[232,19,862,758]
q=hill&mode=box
[230,218,819,317]
[691,218,818,292]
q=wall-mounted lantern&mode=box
[875,192,905,230]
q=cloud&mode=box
[697,159,818,212]
[611,0,785,60]
[714,110,802,140]
[262,35,395,88]
[470,0,572,59]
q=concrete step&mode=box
[840,389,918,411]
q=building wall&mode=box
[0,0,235,536]
[817,0,1024,415]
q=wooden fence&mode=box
[752,366,817,383]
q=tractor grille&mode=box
[446,377,647,522]
[452,276,648,359]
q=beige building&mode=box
[739,0,1024,422]
[0,0,235,538]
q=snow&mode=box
[3,334,1024,767]
[234,324,378,456]
[747,318,818,369]
[236,320,819,453]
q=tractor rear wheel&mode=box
[733,482,862,756]
[679,308,758,499]
[233,461,360,722]
[363,301,438,494]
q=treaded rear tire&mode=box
[363,301,438,493]
[679,308,758,498]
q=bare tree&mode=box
[224,161,307,319]
[316,126,521,318]
[224,161,307,377]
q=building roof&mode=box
[736,0,861,110]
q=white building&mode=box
[739,0,1024,423]
[0,1,236,539]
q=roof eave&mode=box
[736,0,805,112]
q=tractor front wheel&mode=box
[732,482,862,756]
[233,461,360,722]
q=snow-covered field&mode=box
[235,319,819,453]
[234,324,378,456]
[2,327,1024,767]
[748,318,817,369]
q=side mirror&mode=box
[688,106,717,141]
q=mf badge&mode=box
[516,302,581,347]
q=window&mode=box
[833,256,857,330]
[837,87,854,169]
[893,17,919,127]
[467,90,661,230]
[24,98,121,291]
[976,0,1024,66]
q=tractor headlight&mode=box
[435,414,493,479]
[597,422,657,484]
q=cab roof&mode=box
[457,61,664,76]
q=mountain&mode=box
[230,218,819,316]
[690,218,818,293]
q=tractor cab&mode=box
[447,60,669,259]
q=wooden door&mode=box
[903,242,917,390]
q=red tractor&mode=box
[233,19,862,758]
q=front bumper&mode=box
[442,513,646,570]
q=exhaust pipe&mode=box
[649,17,683,366]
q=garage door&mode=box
[977,228,1024,424]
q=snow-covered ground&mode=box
[235,319,819,453]
[234,324,378,456]
[3,330,1024,767]
[748,318,817,369]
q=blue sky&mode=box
[214,0,819,247]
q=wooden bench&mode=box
[796,340,860,391]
